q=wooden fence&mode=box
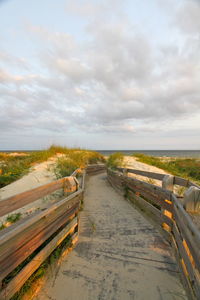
[107,167,200,300]
[0,164,105,300]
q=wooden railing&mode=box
[0,164,105,300]
[107,167,200,300]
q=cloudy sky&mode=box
[0,0,200,150]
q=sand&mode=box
[0,157,61,224]
[34,173,187,300]
[124,156,168,187]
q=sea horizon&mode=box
[0,149,200,158]
[97,150,200,157]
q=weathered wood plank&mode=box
[107,176,124,195]
[172,222,200,299]
[108,169,171,198]
[0,176,79,217]
[174,177,189,187]
[172,196,200,272]
[0,190,82,263]
[0,218,78,300]
[115,167,200,190]
[107,169,172,211]
[171,236,196,300]
[174,176,200,189]
[108,176,124,188]
[0,204,78,281]
[71,168,82,177]
[108,175,124,188]
[127,190,171,241]
[81,170,86,190]
[128,190,161,220]
[125,181,172,211]
[172,195,200,246]
[162,213,173,227]
[86,164,106,175]
[128,190,173,227]
[125,176,171,198]
[117,167,165,181]
[188,181,200,189]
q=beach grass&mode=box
[0,145,105,188]
[54,150,105,178]
[106,152,124,170]
[133,153,200,184]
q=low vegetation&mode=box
[54,150,105,179]
[0,213,22,231]
[6,213,21,224]
[106,152,124,170]
[0,145,105,187]
[133,153,200,184]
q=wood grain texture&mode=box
[107,170,172,211]
[172,222,200,299]
[86,164,106,175]
[116,167,200,189]
[0,175,83,217]
[172,196,200,273]
[171,236,196,300]
[128,190,162,221]
[0,218,78,300]
[0,191,82,265]
[117,167,165,181]
[0,205,78,281]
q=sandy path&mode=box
[35,173,187,300]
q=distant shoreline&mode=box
[0,149,200,158]
[97,150,200,158]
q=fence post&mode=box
[162,175,174,232]
[64,177,79,196]
[183,186,200,213]
[123,168,128,177]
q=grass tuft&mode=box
[106,152,124,170]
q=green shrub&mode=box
[107,152,124,170]
[6,213,21,224]
[54,158,79,178]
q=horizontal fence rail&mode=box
[0,176,78,218]
[86,164,106,175]
[107,167,200,300]
[0,164,105,300]
[116,167,200,188]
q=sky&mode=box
[0,0,200,150]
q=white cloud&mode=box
[175,0,200,35]
[0,0,200,149]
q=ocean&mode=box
[96,150,200,158]
[1,149,200,158]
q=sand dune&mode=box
[0,155,169,225]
